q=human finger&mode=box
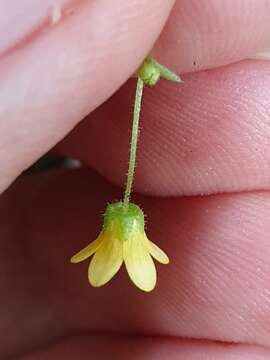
[57,60,270,196]
[2,169,270,353]
[0,0,174,193]
[152,0,270,72]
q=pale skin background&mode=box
[1,0,270,358]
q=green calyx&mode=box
[138,56,182,86]
[138,58,160,86]
[103,202,145,240]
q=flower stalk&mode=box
[123,57,181,208]
[123,77,144,208]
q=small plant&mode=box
[71,57,181,292]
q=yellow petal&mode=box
[70,236,102,263]
[88,232,123,287]
[143,237,169,264]
[123,232,156,292]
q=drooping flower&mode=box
[71,202,169,292]
[70,57,180,292]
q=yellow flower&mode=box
[71,202,169,292]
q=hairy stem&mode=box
[123,77,144,208]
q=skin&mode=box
[1,0,270,358]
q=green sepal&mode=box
[150,57,182,83]
[138,57,160,86]
[138,57,182,86]
[103,202,145,241]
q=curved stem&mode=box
[123,77,144,208]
